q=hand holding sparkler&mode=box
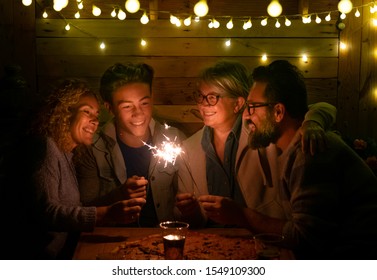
[175,193,201,217]
[122,175,148,199]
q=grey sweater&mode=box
[33,138,96,259]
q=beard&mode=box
[247,113,280,149]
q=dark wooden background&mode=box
[1,0,376,139]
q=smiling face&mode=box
[243,81,280,149]
[108,82,152,147]
[69,95,100,149]
[197,82,240,131]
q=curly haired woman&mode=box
[27,79,145,259]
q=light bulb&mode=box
[213,19,220,28]
[141,39,147,46]
[267,0,282,17]
[338,0,353,14]
[275,19,280,28]
[226,18,233,29]
[340,42,347,50]
[194,0,209,17]
[170,15,178,25]
[285,17,291,26]
[340,13,346,20]
[261,54,268,61]
[65,23,70,31]
[100,42,106,49]
[140,13,149,24]
[175,19,182,27]
[373,18,377,26]
[92,5,101,16]
[118,9,126,20]
[75,11,80,18]
[184,16,192,26]
[355,9,360,17]
[194,16,200,22]
[53,0,69,11]
[243,21,248,30]
[225,39,231,47]
[315,14,321,24]
[325,13,331,21]
[111,9,117,17]
[78,2,83,9]
[302,54,308,62]
[42,11,48,18]
[22,0,32,6]
[261,18,268,26]
[125,0,140,14]
[208,20,213,28]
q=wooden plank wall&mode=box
[338,0,377,140]
[35,16,339,136]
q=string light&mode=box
[373,18,377,26]
[22,0,32,6]
[315,14,322,24]
[65,23,70,31]
[325,13,331,21]
[338,0,353,14]
[213,18,220,28]
[243,18,252,30]
[261,18,268,26]
[99,42,106,49]
[175,18,182,27]
[141,39,147,46]
[184,16,192,26]
[140,12,149,24]
[92,5,101,16]
[125,0,140,14]
[170,15,178,25]
[340,13,347,20]
[42,10,48,18]
[285,17,291,26]
[75,11,80,19]
[194,0,209,17]
[261,54,268,61]
[267,0,283,17]
[275,19,281,28]
[118,9,126,20]
[225,39,231,47]
[302,54,308,62]
[111,8,117,18]
[226,18,234,29]
[340,42,347,50]
[53,0,69,12]
[78,2,83,9]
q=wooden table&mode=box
[73,227,293,260]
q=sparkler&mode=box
[143,124,183,168]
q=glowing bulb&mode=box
[340,13,346,20]
[213,19,220,28]
[78,2,83,9]
[92,5,101,16]
[355,9,360,17]
[340,42,347,50]
[42,11,48,18]
[302,15,311,24]
[141,39,147,46]
[267,0,282,17]
[194,16,200,22]
[208,20,214,28]
[65,23,70,31]
[170,15,178,25]
[75,11,80,18]
[285,17,291,26]
[262,54,268,61]
[226,18,233,29]
[111,9,117,17]
[194,0,209,17]
[315,14,321,24]
[125,0,140,13]
[275,19,280,28]
[302,54,308,62]
[225,39,231,47]
[140,12,149,24]
[261,18,268,26]
[100,42,106,49]
[53,0,69,11]
[371,5,376,14]
[373,18,377,26]
[118,9,126,20]
[338,0,353,14]
[175,19,182,27]
[325,13,331,21]
[184,16,192,26]
[22,0,32,6]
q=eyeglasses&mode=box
[246,102,277,115]
[193,92,222,106]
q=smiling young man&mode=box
[240,60,377,259]
[75,63,186,227]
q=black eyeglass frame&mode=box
[193,92,222,106]
[245,102,277,115]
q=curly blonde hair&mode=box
[34,79,98,152]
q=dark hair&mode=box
[251,60,308,119]
[99,62,154,103]
[199,60,250,101]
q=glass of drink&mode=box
[253,233,284,260]
[159,221,189,260]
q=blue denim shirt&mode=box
[201,115,246,207]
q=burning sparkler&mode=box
[143,124,183,168]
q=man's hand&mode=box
[122,175,148,199]
[175,193,201,217]
[300,120,327,155]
